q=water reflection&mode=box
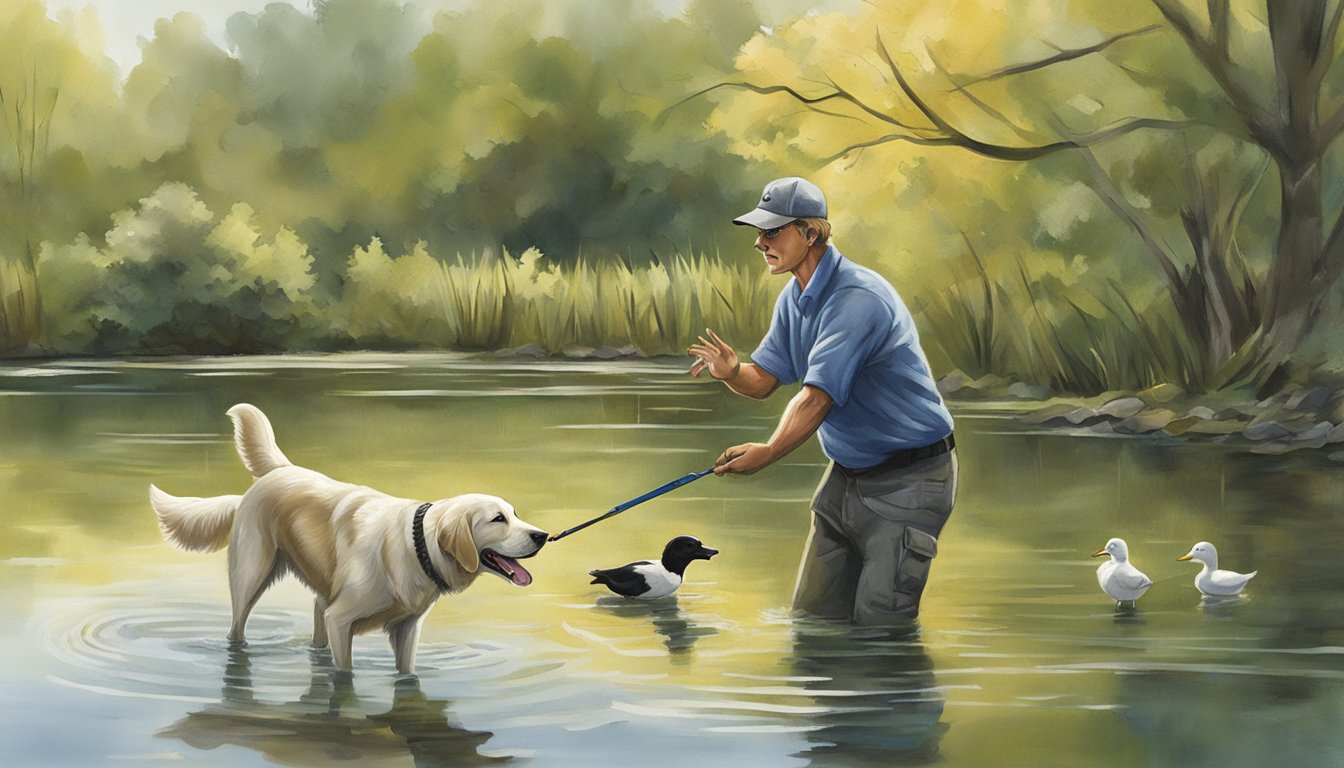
[789,620,946,766]
[1118,667,1344,768]
[1198,594,1251,614]
[1112,603,1148,624]
[594,596,718,658]
[11,356,1344,768]
[161,646,506,766]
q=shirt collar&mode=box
[794,245,840,313]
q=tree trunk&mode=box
[1260,1,1328,372]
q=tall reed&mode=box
[346,246,776,355]
[0,260,41,352]
[918,250,1206,395]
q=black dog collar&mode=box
[413,502,453,593]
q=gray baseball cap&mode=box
[732,177,828,229]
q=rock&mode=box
[561,344,596,358]
[1098,397,1146,419]
[1064,406,1102,426]
[1014,385,1344,454]
[590,345,624,360]
[1184,405,1217,420]
[1089,420,1117,435]
[1327,423,1344,444]
[1255,392,1290,411]
[1184,419,1247,436]
[1117,408,1176,434]
[1139,383,1184,405]
[1243,420,1294,441]
[1007,381,1050,400]
[1285,386,1331,412]
[1293,422,1332,448]
[1020,403,1078,425]
[1162,416,1203,436]
[937,372,970,395]
[1325,395,1344,424]
[1215,404,1258,420]
[495,344,548,358]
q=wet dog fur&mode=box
[150,403,546,673]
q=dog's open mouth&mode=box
[481,549,533,587]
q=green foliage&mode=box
[38,184,323,353]
[29,181,771,356]
[7,0,1344,398]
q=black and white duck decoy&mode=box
[589,535,718,600]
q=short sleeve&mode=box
[750,291,798,384]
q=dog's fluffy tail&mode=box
[227,403,292,479]
[151,485,241,552]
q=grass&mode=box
[353,246,777,356]
[0,259,41,352]
[917,250,1216,395]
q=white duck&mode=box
[1178,541,1257,596]
[1091,538,1154,606]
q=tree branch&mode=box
[1150,0,1274,153]
[961,24,1162,85]
[1208,0,1230,54]
[929,49,1046,147]
[660,80,925,132]
[875,32,1191,160]
[1080,148,1187,294]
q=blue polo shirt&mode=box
[750,245,954,469]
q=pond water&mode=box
[2,353,1343,768]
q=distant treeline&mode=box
[4,0,1344,398]
[35,182,775,356]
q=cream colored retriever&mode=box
[150,403,547,673]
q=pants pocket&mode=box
[896,527,938,600]
[856,526,940,624]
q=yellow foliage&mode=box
[208,203,316,296]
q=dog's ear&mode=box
[438,507,479,573]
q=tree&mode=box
[693,0,1344,388]
[0,0,126,346]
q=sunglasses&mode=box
[759,223,797,240]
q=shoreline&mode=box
[938,372,1344,462]
[5,346,1343,461]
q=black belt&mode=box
[837,434,955,476]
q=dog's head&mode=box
[434,494,547,588]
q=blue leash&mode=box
[548,467,717,542]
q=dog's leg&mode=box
[388,615,424,675]
[323,603,358,671]
[312,598,329,648]
[226,535,280,643]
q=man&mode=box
[688,177,957,626]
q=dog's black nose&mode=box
[531,531,549,546]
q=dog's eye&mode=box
[491,513,507,523]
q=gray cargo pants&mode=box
[792,451,957,625]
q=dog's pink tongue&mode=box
[493,553,533,587]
